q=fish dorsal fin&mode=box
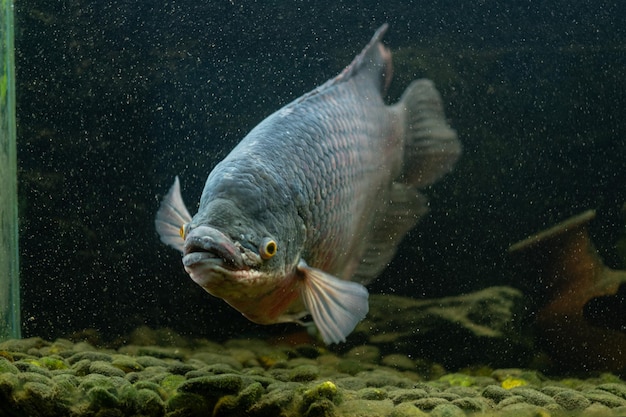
[396,79,461,187]
[297,260,369,344]
[325,23,392,92]
[291,24,392,107]
[352,183,430,285]
[155,176,193,253]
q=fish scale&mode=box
[155,24,460,344]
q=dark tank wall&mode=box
[15,0,626,343]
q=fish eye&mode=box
[259,238,277,260]
[179,223,189,240]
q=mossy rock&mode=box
[0,357,19,374]
[166,392,210,415]
[177,374,243,398]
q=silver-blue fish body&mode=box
[155,24,460,344]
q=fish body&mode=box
[155,24,460,344]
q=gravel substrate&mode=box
[1,333,626,416]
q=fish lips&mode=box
[182,226,245,271]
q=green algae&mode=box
[1,335,626,416]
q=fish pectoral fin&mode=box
[297,259,369,344]
[155,176,193,253]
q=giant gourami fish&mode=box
[155,24,461,344]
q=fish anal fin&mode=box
[155,176,193,253]
[352,183,429,284]
[297,260,369,344]
[397,79,461,187]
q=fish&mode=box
[155,24,461,344]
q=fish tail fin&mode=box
[155,176,193,253]
[398,79,461,187]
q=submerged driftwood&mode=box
[509,209,626,372]
[353,286,530,369]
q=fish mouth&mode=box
[182,226,245,271]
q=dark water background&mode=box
[15,0,626,348]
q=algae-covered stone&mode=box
[382,354,416,371]
[190,352,243,370]
[133,380,167,400]
[296,345,323,359]
[52,373,80,398]
[414,397,450,411]
[336,358,365,375]
[510,387,555,406]
[67,351,113,365]
[337,399,394,416]
[248,385,295,416]
[227,347,259,366]
[268,368,291,382]
[304,398,336,417]
[597,382,626,400]
[15,360,54,377]
[87,385,120,409]
[481,384,512,403]
[159,373,186,395]
[236,381,264,409]
[42,338,75,356]
[0,337,47,353]
[136,346,186,360]
[302,381,339,408]
[357,387,388,400]
[344,345,380,363]
[389,402,429,417]
[335,376,366,391]
[212,394,239,417]
[90,360,127,377]
[583,402,612,415]
[17,371,53,386]
[438,373,475,387]
[22,381,55,400]
[450,396,489,412]
[360,368,415,388]
[22,356,68,372]
[553,389,591,410]
[166,361,196,375]
[388,388,428,404]
[137,365,169,382]
[491,368,543,387]
[0,357,19,374]
[12,380,67,417]
[111,355,143,373]
[244,373,276,388]
[288,364,319,382]
[444,385,480,398]
[134,387,165,415]
[430,403,465,417]
[178,374,243,398]
[498,402,550,416]
[135,355,169,368]
[256,350,290,369]
[429,391,461,402]
[185,363,240,377]
[71,358,92,376]
[0,372,18,398]
[495,394,525,409]
[166,392,210,415]
[78,373,127,395]
[584,388,626,407]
